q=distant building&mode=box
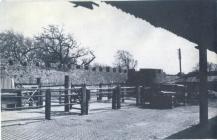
[176,71,217,92]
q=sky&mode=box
[0,0,216,74]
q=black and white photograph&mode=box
[0,0,217,139]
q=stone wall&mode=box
[6,65,127,86]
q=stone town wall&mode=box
[6,65,127,85]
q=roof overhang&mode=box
[104,0,217,53]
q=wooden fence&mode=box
[1,75,145,120]
[2,75,188,120]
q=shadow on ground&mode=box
[166,116,217,139]
[18,110,81,116]
[1,118,43,127]
[1,111,81,127]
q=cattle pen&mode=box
[1,75,189,121]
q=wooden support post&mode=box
[112,87,117,109]
[64,75,70,112]
[17,90,22,109]
[199,47,208,125]
[36,78,42,106]
[81,84,88,115]
[178,48,182,74]
[117,85,121,109]
[136,86,141,106]
[45,89,51,120]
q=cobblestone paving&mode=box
[2,100,217,140]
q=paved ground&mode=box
[1,99,217,140]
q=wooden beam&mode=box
[199,47,208,125]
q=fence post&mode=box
[59,91,61,104]
[117,85,121,109]
[97,83,102,101]
[86,89,89,115]
[29,100,33,107]
[17,90,22,110]
[112,87,117,109]
[81,84,88,115]
[122,88,125,103]
[108,83,112,100]
[140,86,144,106]
[69,84,74,109]
[45,89,51,120]
[136,85,141,106]
[37,78,43,106]
[64,75,70,112]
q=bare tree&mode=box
[0,31,35,66]
[193,62,217,72]
[34,25,95,68]
[114,50,137,70]
[81,51,95,66]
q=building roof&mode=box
[170,71,217,83]
[104,0,217,53]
